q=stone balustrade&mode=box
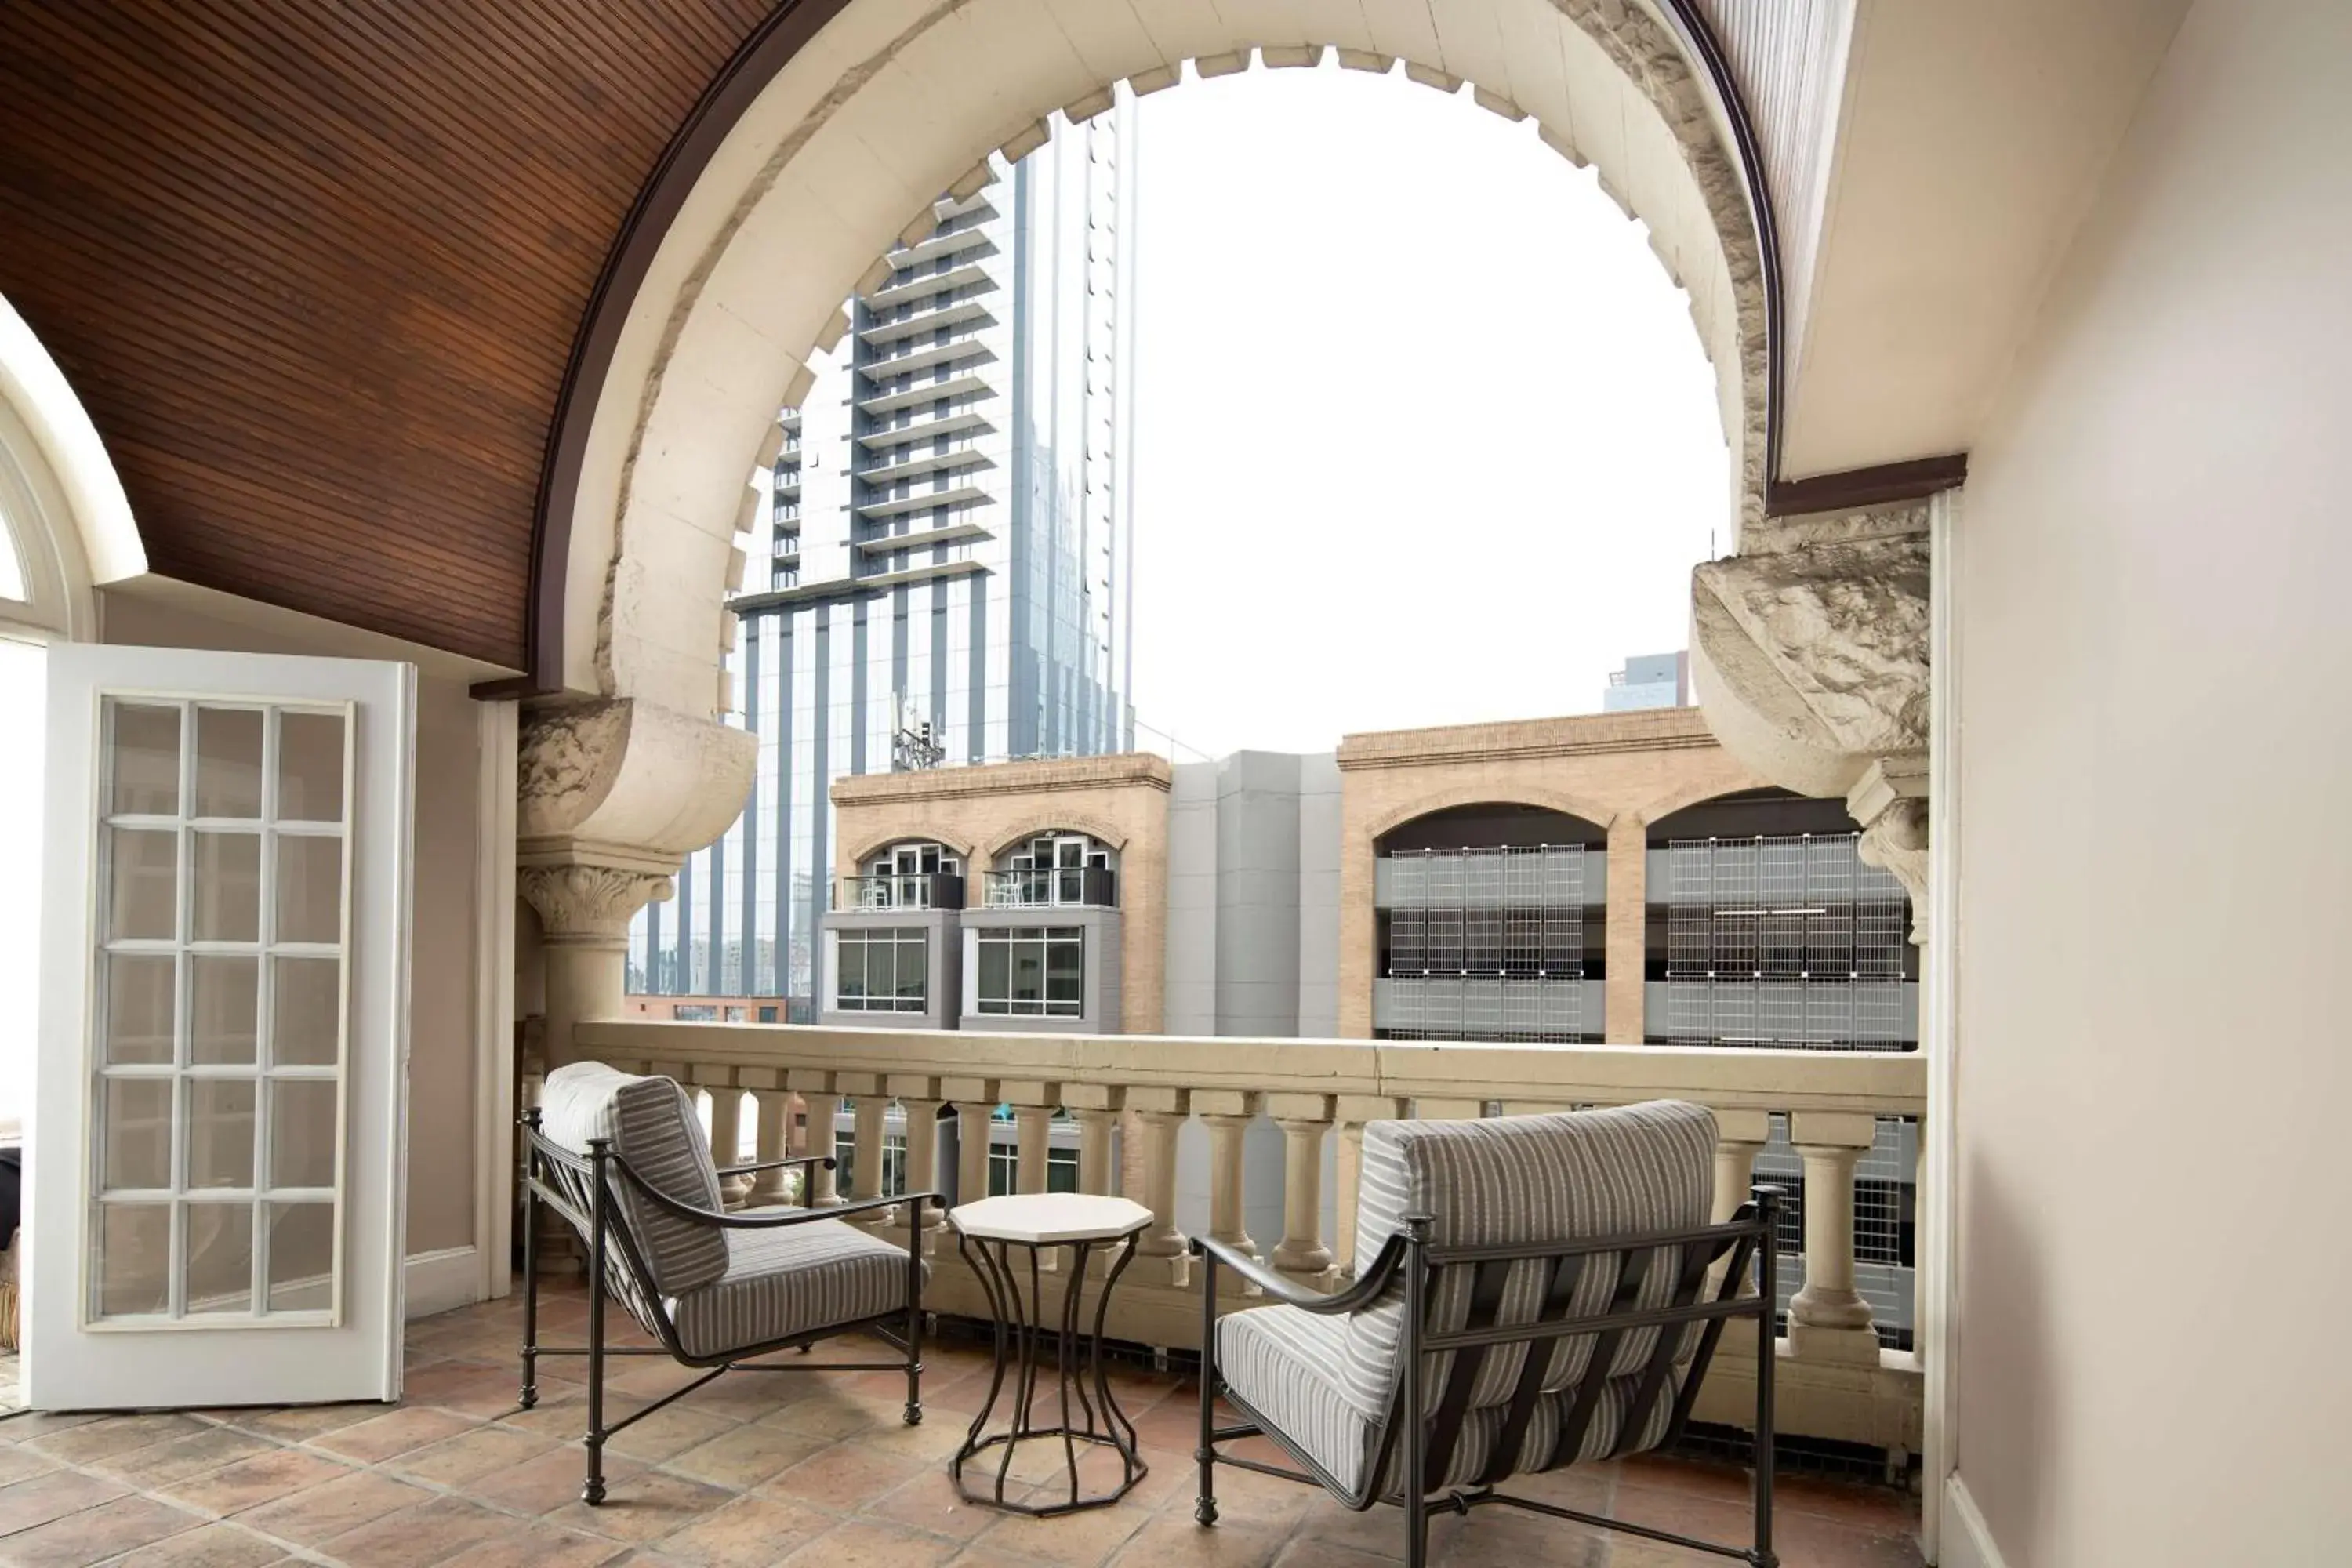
[563,1019,1926,1456]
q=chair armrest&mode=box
[612,1156,940,1231]
[714,1154,836,1178]
[1189,1232,1405,1314]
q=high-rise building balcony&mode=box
[858,444,993,485]
[852,481,992,519]
[863,260,993,310]
[857,296,996,347]
[857,371,990,417]
[890,220,996,269]
[853,520,991,557]
[856,409,993,451]
[855,335,993,380]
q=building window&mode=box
[975,926,1083,1016]
[836,929,928,1012]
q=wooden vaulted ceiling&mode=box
[0,1,781,674]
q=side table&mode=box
[947,1192,1152,1516]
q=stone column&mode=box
[706,1086,751,1208]
[1269,1094,1333,1283]
[1788,1112,1882,1365]
[897,1097,945,1231]
[1013,1107,1053,1196]
[946,1079,996,1207]
[1711,1109,1772,1296]
[517,865,673,1069]
[799,1091,844,1208]
[517,695,757,1064]
[1604,815,1646,1044]
[1066,1087,1121,1196]
[849,1087,890,1225]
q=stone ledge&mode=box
[832,751,1174,804]
[1337,707,1721,771]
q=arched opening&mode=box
[1374,802,1608,1044]
[554,4,1769,718]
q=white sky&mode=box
[1123,62,1726,757]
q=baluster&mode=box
[1067,1087,1120,1194]
[706,1083,751,1209]
[1711,1109,1771,1294]
[1269,1094,1334,1283]
[1197,1091,1261,1298]
[1014,1106,1053,1195]
[844,1074,890,1225]
[1127,1088,1190,1287]
[891,1076,944,1232]
[749,1081,794,1207]
[1787,1112,1881,1365]
[946,1076,996,1207]
[1330,1096,1400,1280]
[793,1070,844,1209]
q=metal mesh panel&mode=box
[1381,846,1587,1040]
[1662,833,1911,1050]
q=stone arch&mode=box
[1367,788,1618,846]
[554,0,1770,717]
[983,816,1131,866]
[0,292,146,641]
[843,829,982,870]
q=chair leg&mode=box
[1195,1248,1218,1526]
[582,1269,608,1504]
[902,1216,925,1427]
[517,1172,539,1410]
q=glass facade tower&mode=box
[631,98,1139,1016]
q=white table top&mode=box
[949,1193,1152,1244]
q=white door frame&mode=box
[471,699,518,1302]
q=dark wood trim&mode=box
[485,0,857,700]
[1765,454,1969,517]
[1653,0,1787,492]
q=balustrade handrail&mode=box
[571,1020,1923,1117]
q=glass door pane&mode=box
[88,698,351,1327]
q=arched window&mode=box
[851,840,964,910]
[986,832,1116,909]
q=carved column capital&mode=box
[1847,751,1929,944]
[518,864,673,950]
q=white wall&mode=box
[1953,2,2351,1560]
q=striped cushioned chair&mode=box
[1191,1101,1782,1568]
[521,1062,935,1506]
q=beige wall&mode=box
[832,754,1171,1033]
[100,590,488,1258]
[1953,2,2350,1559]
[1334,709,1762,1040]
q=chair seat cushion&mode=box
[1218,1304,1678,1498]
[666,1218,914,1359]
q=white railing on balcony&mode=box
[557,1021,1927,1454]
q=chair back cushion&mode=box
[1338,1100,1718,1418]
[539,1062,729,1297]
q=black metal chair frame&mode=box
[1192,1188,1782,1568]
[518,1106,938,1504]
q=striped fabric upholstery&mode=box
[667,1219,914,1359]
[539,1062,730,1298]
[1214,1101,1716,1497]
[1218,1305,1675,1495]
[1338,1101,1718,1417]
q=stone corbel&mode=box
[1688,502,1929,800]
[517,864,674,951]
[1846,752,1929,944]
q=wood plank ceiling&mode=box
[0,1,776,672]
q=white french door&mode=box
[27,645,414,1410]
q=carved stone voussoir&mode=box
[519,864,675,947]
[1690,528,1929,800]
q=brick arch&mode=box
[841,830,982,871]
[982,817,1131,866]
[554,0,1773,713]
[1366,787,1619,844]
[1632,773,1778,832]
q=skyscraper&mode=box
[633,96,1140,1016]
[1602,651,1690,712]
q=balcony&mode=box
[833,870,965,912]
[983,865,1117,909]
[566,1018,1928,1474]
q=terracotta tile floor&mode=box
[0,1286,1922,1566]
